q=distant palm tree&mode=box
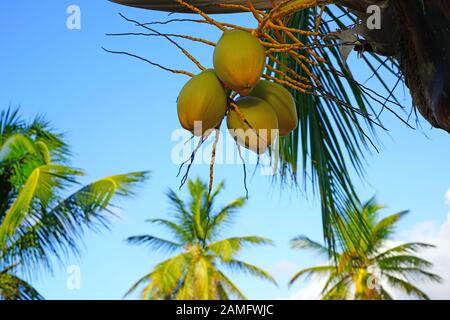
[126,178,276,299]
[289,198,442,300]
[0,108,148,300]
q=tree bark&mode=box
[110,0,450,132]
[110,0,274,13]
[338,0,450,132]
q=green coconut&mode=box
[177,69,227,136]
[227,96,279,154]
[213,30,266,96]
[249,80,298,136]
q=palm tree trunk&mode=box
[337,0,450,132]
[111,0,450,132]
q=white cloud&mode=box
[406,212,450,299]
[271,260,298,276]
[445,188,450,206]
[271,259,325,300]
[289,277,325,300]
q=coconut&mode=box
[227,96,279,154]
[213,30,266,96]
[177,69,227,136]
[249,80,298,136]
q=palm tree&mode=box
[289,198,442,300]
[0,108,148,299]
[0,264,43,300]
[110,0,449,252]
[125,178,276,300]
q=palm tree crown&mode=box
[289,198,442,300]
[0,108,148,299]
[126,178,276,299]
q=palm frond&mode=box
[39,171,148,244]
[321,276,351,300]
[191,258,210,300]
[190,181,206,241]
[216,269,247,300]
[0,264,43,300]
[378,287,393,300]
[383,267,442,283]
[207,236,273,261]
[0,107,23,137]
[2,171,148,273]
[208,197,246,238]
[372,210,409,241]
[126,234,182,253]
[377,255,434,270]
[147,218,191,243]
[290,235,329,256]
[166,189,193,237]
[129,252,191,299]
[123,270,154,298]
[216,283,230,300]
[224,259,277,286]
[0,134,37,162]
[272,5,404,251]
[27,115,70,163]
[0,164,82,247]
[289,265,334,287]
[385,274,430,300]
[320,271,344,294]
[375,242,436,260]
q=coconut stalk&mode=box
[110,0,450,132]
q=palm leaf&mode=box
[383,267,442,283]
[2,171,148,272]
[290,235,329,256]
[272,5,401,251]
[385,274,430,300]
[289,265,334,287]
[207,236,273,261]
[377,255,434,270]
[372,210,409,241]
[207,197,246,238]
[0,134,37,162]
[375,242,436,260]
[224,259,277,286]
[0,264,43,300]
[147,218,191,243]
[128,252,191,299]
[126,234,182,253]
[0,272,44,300]
[0,164,82,247]
[0,108,23,137]
[215,269,247,300]
[378,287,393,300]
[192,257,210,300]
[321,276,351,300]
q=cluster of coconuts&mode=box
[177,29,298,154]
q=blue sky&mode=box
[1,0,450,299]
